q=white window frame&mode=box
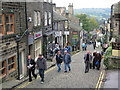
[34,11,37,26]
[44,12,48,26]
[37,12,41,26]
[48,12,51,25]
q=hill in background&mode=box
[74,8,111,21]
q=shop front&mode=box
[34,31,42,61]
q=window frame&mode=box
[0,14,5,35]
[48,12,51,25]
[44,12,48,26]
[8,56,16,73]
[37,11,41,26]
[0,60,7,78]
[5,14,15,34]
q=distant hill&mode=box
[74,8,111,21]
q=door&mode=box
[19,50,25,79]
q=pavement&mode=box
[1,61,56,89]
[103,70,120,89]
[12,45,103,88]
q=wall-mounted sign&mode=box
[55,31,62,37]
[73,32,77,35]
[34,31,42,40]
[28,34,34,45]
[64,31,69,35]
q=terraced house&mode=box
[0,2,27,82]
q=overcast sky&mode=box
[53,0,120,9]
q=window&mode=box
[34,11,41,26]
[35,40,42,60]
[37,12,41,26]
[48,12,51,25]
[34,11,37,26]
[44,12,48,26]
[0,14,4,35]
[0,60,6,78]
[8,56,16,73]
[5,14,14,34]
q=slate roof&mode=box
[53,11,68,21]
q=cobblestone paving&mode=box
[24,45,102,88]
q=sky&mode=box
[53,0,120,9]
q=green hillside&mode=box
[74,8,111,21]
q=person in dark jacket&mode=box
[27,55,37,82]
[36,54,47,84]
[96,51,102,70]
[84,51,91,73]
[56,51,63,72]
[93,41,96,50]
[63,51,71,72]
[93,51,97,69]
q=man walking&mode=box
[27,55,37,82]
[56,51,63,72]
[63,51,71,72]
[84,51,91,73]
[36,54,47,84]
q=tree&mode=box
[76,14,98,32]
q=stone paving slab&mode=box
[103,70,119,89]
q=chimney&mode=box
[68,3,74,15]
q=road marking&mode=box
[98,71,105,89]
[17,66,57,88]
[95,71,103,89]
[95,70,105,89]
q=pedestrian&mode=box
[82,42,85,51]
[93,50,97,69]
[36,54,47,84]
[89,52,93,69]
[103,42,108,52]
[63,51,71,72]
[96,51,102,70]
[27,55,37,82]
[84,43,87,51]
[84,51,91,73]
[93,41,96,50]
[56,51,63,72]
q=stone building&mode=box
[111,1,120,38]
[26,1,43,62]
[53,11,68,48]
[0,2,27,82]
[55,3,82,51]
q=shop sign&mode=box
[28,34,34,45]
[34,31,42,40]
[64,31,69,35]
[55,31,62,37]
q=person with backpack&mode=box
[84,51,91,73]
[36,54,47,84]
[56,51,63,72]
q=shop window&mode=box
[35,40,42,59]
[8,56,16,73]
[5,14,14,34]
[0,60,6,78]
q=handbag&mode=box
[96,61,99,65]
